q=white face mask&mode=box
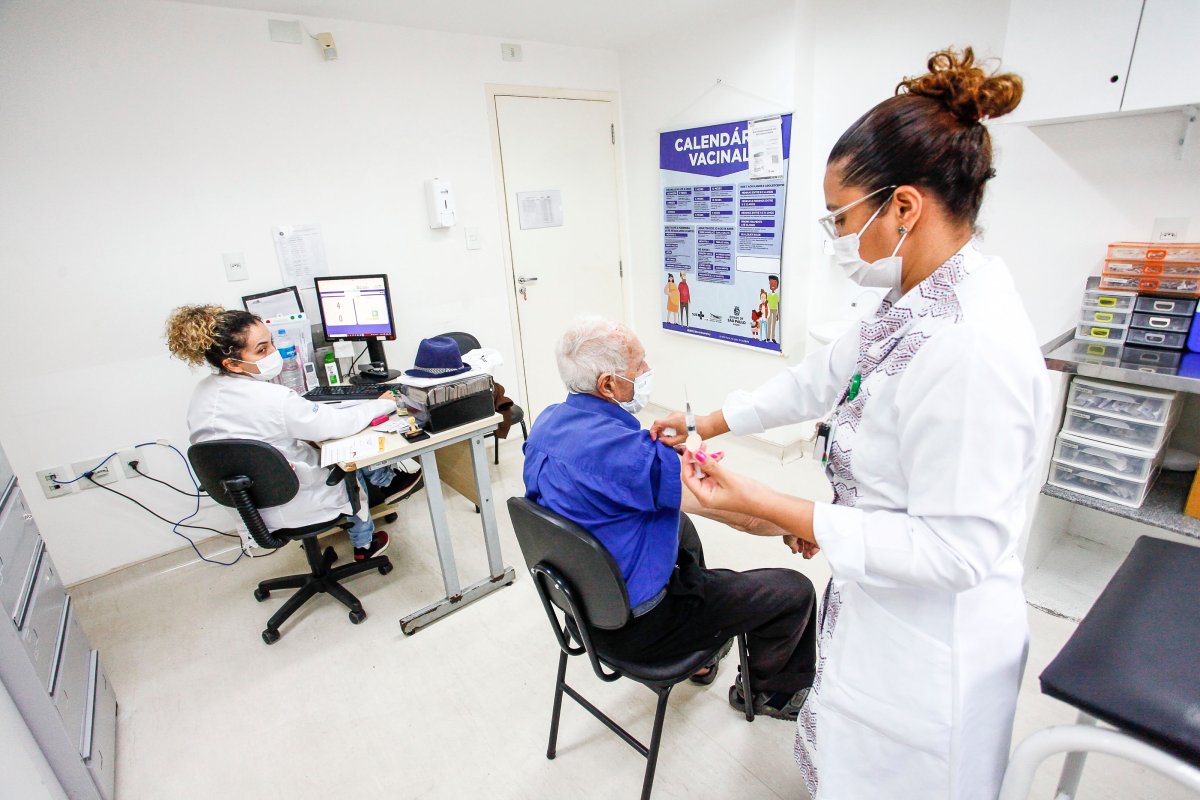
[614,369,653,415]
[831,198,909,290]
[234,350,283,381]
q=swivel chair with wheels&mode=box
[188,439,393,645]
[438,331,527,464]
[508,497,753,800]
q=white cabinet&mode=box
[1122,0,1200,112]
[1003,0,1199,124]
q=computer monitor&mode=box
[313,273,400,383]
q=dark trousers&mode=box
[593,515,817,695]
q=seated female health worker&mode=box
[165,305,422,560]
[652,48,1050,799]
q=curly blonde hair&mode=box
[165,304,260,371]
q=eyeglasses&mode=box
[816,185,897,239]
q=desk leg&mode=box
[469,433,505,578]
[417,450,460,597]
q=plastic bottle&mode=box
[276,337,305,393]
[324,351,341,386]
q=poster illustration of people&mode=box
[661,114,791,352]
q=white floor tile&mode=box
[68,430,1195,799]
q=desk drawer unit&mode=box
[1135,296,1198,316]
[1131,312,1191,334]
[53,608,93,753]
[87,655,117,800]
[1066,378,1176,425]
[0,487,42,625]
[1061,408,1173,451]
[1121,346,1183,368]
[1048,460,1156,508]
[1127,328,1188,349]
[1053,432,1160,482]
[20,544,68,689]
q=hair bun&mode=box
[897,47,1023,124]
[165,304,222,366]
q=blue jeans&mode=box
[346,465,395,548]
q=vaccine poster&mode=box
[660,114,791,352]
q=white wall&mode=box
[618,1,810,436]
[0,0,619,584]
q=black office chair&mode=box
[439,331,527,465]
[188,439,393,645]
[507,497,753,800]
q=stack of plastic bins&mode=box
[1099,242,1200,297]
[1121,295,1196,374]
[1050,377,1180,508]
[1075,281,1137,347]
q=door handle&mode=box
[517,276,539,285]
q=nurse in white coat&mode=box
[652,48,1050,799]
[166,305,420,560]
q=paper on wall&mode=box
[516,190,563,229]
[272,223,330,288]
[746,116,785,179]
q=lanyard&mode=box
[814,372,862,464]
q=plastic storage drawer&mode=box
[1127,328,1187,349]
[1047,460,1155,508]
[1104,259,1200,278]
[1131,312,1191,333]
[87,656,117,800]
[0,488,41,624]
[1135,296,1198,316]
[1061,408,1172,451]
[1120,361,1177,375]
[1100,274,1200,296]
[1082,288,1137,311]
[1067,377,1176,424]
[20,545,68,691]
[1121,346,1182,367]
[1107,242,1200,262]
[1075,323,1128,344]
[1053,432,1160,481]
[1080,308,1132,327]
[1067,341,1122,365]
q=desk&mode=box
[324,413,516,634]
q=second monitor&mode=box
[313,273,400,383]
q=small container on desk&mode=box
[1121,346,1182,368]
[1075,323,1128,344]
[1052,431,1162,482]
[1047,460,1158,509]
[400,374,495,433]
[1107,242,1200,263]
[1104,259,1200,278]
[1134,296,1197,317]
[1083,287,1137,312]
[1127,328,1188,349]
[1099,274,1200,296]
[1130,312,1191,334]
[1066,376,1177,425]
[1061,407,1176,452]
[1080,308,1132,327]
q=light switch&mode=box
[223,252,249,282]
[465,227,482,250]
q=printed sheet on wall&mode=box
[660,114,791,353]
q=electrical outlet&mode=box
[223,252,248,282]
[35,468,75,499]
[500,42,523,62]
[118,449,141,479]
[72,457,119,490]
[1152,217,1189,243]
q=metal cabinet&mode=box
[0,442,117,799]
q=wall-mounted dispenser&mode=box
[425,179,456,228]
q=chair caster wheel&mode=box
[262,629,280,645]
[254,587,270,601]
[384,513,398,523]
[349,609,366,624]
[379,561,393,575]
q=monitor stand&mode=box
[350,338,401,384]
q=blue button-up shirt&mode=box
[523,392,682,607]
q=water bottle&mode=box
[276,337,305,393]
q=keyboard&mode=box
[303,385,394,402]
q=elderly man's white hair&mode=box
[556,317,637,394]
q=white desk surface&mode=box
[322,413,503,471]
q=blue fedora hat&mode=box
[403,336,473,379]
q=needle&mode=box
[685,385,702,477]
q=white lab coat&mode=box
[187,374,395,532]
[724,242,1050,800]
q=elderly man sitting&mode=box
[522,317,817,719]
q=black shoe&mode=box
[353,531,390,562]
[690,638,733,685]
[728,674,810,721]
[365,468,424,508]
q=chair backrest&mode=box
[438,331,482,355]
[188,439,300,509]
[507,497,630,630]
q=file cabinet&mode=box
[0,443,117,799]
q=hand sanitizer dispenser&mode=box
[425,179,456,228]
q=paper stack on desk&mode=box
[320,433,386,467]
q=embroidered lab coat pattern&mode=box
[723,242,1050,800]
[187,374,395,532]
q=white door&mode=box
[494,95,624,420]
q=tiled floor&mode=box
[70,424,1194,799]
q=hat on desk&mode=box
[403,336,473,379]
